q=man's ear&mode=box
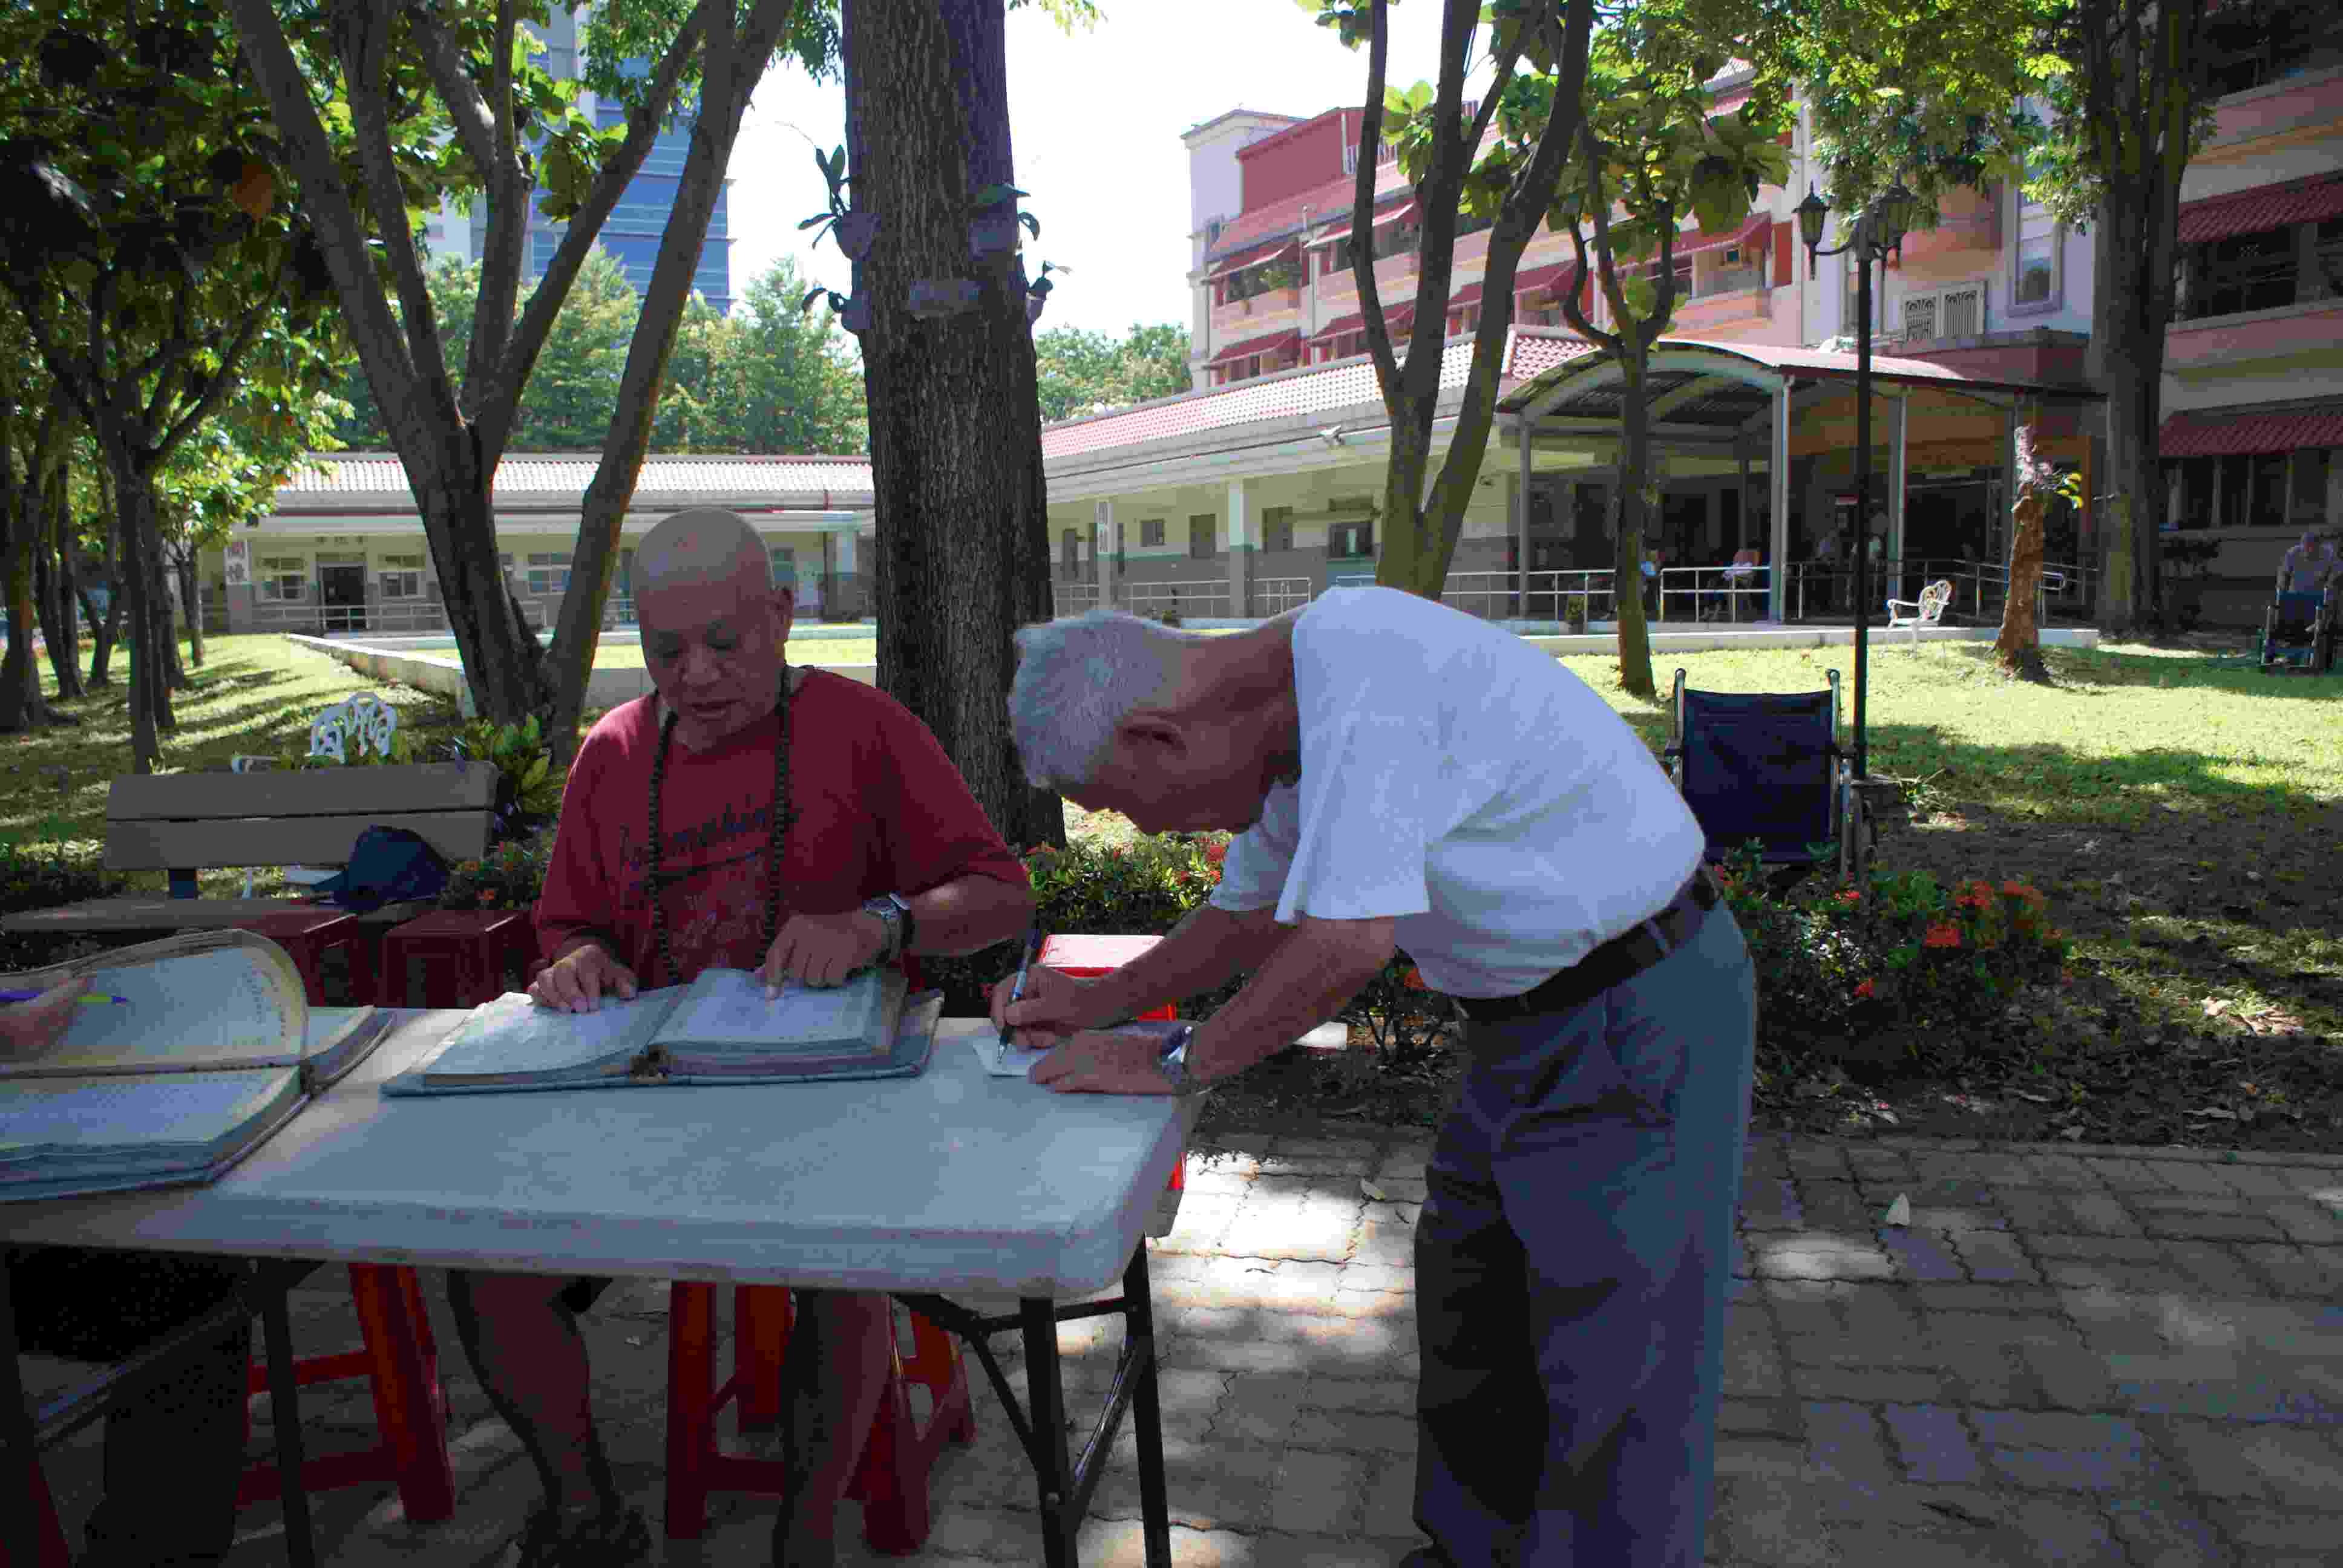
[1115,713,1185,762]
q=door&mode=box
[319,564,367,632]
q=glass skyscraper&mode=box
[422,4,733,313]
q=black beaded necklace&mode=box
[644,675,795,989]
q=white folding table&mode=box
[3,1011,1191,1567]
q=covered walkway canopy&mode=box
[1494,340,2103,619]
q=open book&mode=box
[387,965,933,1095]
[971,1017,1189,1078]
[0,930,392,1204]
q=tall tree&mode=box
[0,2,347,771]
[1032,321,1189,421]
[838,0,1063,848]
[0,346,71,730]
[709,255,867,452]
[1551,8,1788,697]
[228,0,837,752]
[1310,0,1596,600]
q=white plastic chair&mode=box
[308,693,400,763]
[1884,580,1952,645]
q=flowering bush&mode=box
[438,831,553,913]
[1715,844,2069,1070]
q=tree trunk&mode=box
[547,0,801,763]
[1610,354,1657,699]
[1997,422,2052,684]
[87,463,119,689]
[415,448,549,724]
[0,519,42,731]
[35,482,82,702]
[175,552,205,668]
[103,449,165,773]
[842,0,1063,852]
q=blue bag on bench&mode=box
[313,826,450,914]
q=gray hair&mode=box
[1009,610,1199,789]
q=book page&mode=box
[0,1068,302,1163]
[415,992,661,1085]
[5,934,306,1078]
[653,968,880,1054]
[969,1019,1188,1078]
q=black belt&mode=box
[1456,869,1720,1026]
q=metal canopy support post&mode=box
[1093,500,1114,610]
[1224,479,1251,619]
[1770,381,1792,621]
[1890,392,1910,587]
[1515,413,1533,616]
[1853,252,1875,780]
[1737,439,1752,552]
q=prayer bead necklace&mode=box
[644,676,795,988]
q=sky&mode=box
[723,0,1486,340]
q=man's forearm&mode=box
[1082,902,1287,1024]
[907,874,1033,958]
[1182,916,1392,1085]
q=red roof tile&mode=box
[2177,171,2343,245]
[1208,167,1412,259]
[1506,330,1601,380]
[1205,329,1302,367]
[2160,408,2343,459]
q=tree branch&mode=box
[475,0,716,458]
[154,264,292,468]
[1351,0,1398,409]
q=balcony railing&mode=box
[1122,580,1232,621]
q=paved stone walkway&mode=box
[25,1130,2343,1566]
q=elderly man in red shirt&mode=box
[460,509,1032,1568]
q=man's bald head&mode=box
[634,508,772,601]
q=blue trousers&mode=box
[1413,905,1755,1567]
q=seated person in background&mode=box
[4,973,250,1568]
[2278,531,2339,595]
[455,508,1033,1568]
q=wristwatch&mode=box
[859,893,914,962]
[1155,1024,1214,1098]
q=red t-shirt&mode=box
[536,671,1027,987]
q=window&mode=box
[1188,514,1216,560]
[1899,281,1987,342]
[2012,191,2060,311]
[1697,244,1765,299]
[526,552,571,595]
[2203,3,2343,97]
[2176,225,2301,320]
[1061,529,1081,572]
[257,555,306,602]
[1221,253,1300,304]
[1328,520,1374,559]
[1262,506,1294,554]
[378,554,424,599]
[1449,304,1481,336]
[1139,518,1165,549]
[767,545,796,589]
[2167,452,2298,528]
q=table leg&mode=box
[1122,1247,1172,1568]
[258,1270,318,1568]
[1020,1297,1076,1568]
[348,1264,455,1521]
[663,1283,716,1540]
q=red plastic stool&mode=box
[6,1459,69,1568]
[234,1264,455,1522]
[235,909,370,1008]
[376,909,536,1008]
[1038,935,1187,1232]
[663,1285,974,1550]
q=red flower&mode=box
[1854,978,1876,1000]
[1835,889,1863,907]
[1922,921,1961,949]
[1400,966,1427,990]
[1202,840,1228,866]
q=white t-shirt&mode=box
[1209,588,1705,998]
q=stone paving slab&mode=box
[22,1131,2343,1564]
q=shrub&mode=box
[439,830,554,914]
[444,715,564,843]
[0,830,126,973]
[1714,844,2069,1073]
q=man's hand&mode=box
[763,910,885,991]
[530,942,639,1013]
[988,964,1107,1053]
[1029,1029,1181,1096]
[0,979,89,1062]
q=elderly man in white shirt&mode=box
[995,587,1756,1568]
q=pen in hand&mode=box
[1003,924,1043,1064]
[0,990,128,1007]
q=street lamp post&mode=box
[1796,179,1915,780]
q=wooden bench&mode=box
[0,762,497,937]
